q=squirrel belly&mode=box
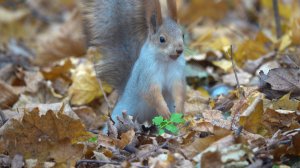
[111,40,186,124]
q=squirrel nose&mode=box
[176,49,183,55]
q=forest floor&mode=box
[0,0,300,167]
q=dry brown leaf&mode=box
[181,125,231,159]
[34,10,86,66]
[73,106,105,131]
[98,129,135,150]
[0,80,19,109]
[24,71,44,93]
[194,136,251,168]
[41,59,73,81]
[259,68,300,98]
[0,103,91,166]
[179,0,228,25]
[116,129,135,149]
[263,108,300,135]
[13,81,62,108]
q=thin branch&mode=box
[272,0,282,39]
[229,45,245,98]
[91,50,113,110]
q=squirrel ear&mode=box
[146,0,162,34]
[167,0,178,22]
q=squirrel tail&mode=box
[80,0,149,91]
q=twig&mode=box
[91,51,113,110]
[272,0,282,39]
[229,45,245,98]
[75,160,120,167]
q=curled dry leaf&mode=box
[263,108,300,135]
[98,129,135,149]
[259,68,300,99]
[68,61,105,105]
[0,103,91,167]
[181,125,231,159]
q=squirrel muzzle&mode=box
[170,46,183,60]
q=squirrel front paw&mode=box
[158,109,171,119]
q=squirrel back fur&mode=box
[80,0,149,91]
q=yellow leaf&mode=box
[271,93,300,111]
[68,61,111,105]
[197,87,210,98]
[212,59,232,72]
[208,37,231,51]
[279,33,292,51]
[261,0,292,19]
[240,97,264,134]
[235,39,267,65]
[291,18,300,45]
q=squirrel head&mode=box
[146,0,184,62]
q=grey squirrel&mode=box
[81,0,186,126]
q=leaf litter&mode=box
[0,0,300,167]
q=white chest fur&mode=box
[111,42,186,123]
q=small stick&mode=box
[229,45,245,98]
[272,0,282,39]
[229,45,245,130]
[91,52,113,110]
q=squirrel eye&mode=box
[160,36,166,43]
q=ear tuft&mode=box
[145,0,162,34]
[150,14,157,33]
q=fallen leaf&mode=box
[68,61,103,105]
[0,103,91,166]
[181,125,231,159]
[0,80,19,109]
[179,0,228,25]
[239,96,265,134]
[259,68,300,98]
[98,129,135,150]
[212,59,232,72]
[222,70,252,86]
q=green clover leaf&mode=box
[166,124,178,134]
[170,113,185,124]
[158,129,165,135]
[88,136,98,143]
[152,116,165,126]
